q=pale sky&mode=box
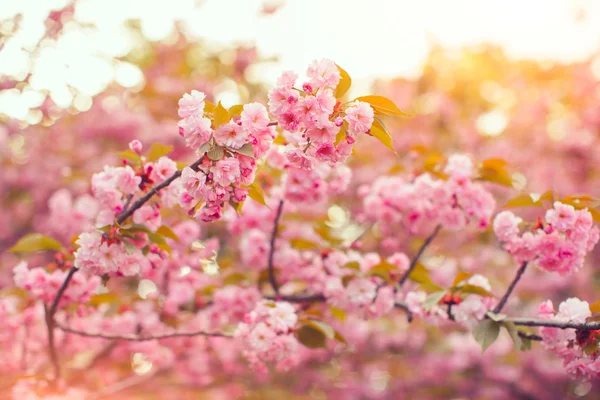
[1,0,600,121]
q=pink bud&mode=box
[302,83,313,94]
[129,140,143,154]
[334,116,344,127]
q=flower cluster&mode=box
[209,286,262,328]
[177,92,275,222]
[13,262,101,305]
[235,301,300,373]
[538,298,600,379]
[73,231,145,276]
[268,59,373,170]
[493,202,600,275]
[362,154,496,235]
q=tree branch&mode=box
[55,321,231,340]
[507,317,600,331]
[394,302,414,322]
[267,200,284,295]
[493,261,528,314]
[116,156,205,224]
[398,224,441,287]
[45,266,78,381]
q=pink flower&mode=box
[178,90,206,118]
[493,211,522,242]
[129,139,143,154]
[444,154,474,179]
[241,103,269,135]
[133,204,161,231]
[314,142,337,163]
[267,302,297,333]
[286,147,315,170]
[545,202,577,232]
[195,205,222,223]
[306,58,341,89]
[556,298,590,322]
[178,115,212,150]
[116,166,141,195]
[214,122,248,149]
[248,322,277,352]
[211,158,241,187]
[181,167,207,198]
[346,278,377,307]
[345,101,374,134]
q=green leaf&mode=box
[457,284,495,298]
[590,300,600,314]
[335,64,352,98]
[290,238,319,250]
[472,319,501,353]
[452,271,473,287]
[303,319,335,339]
[502,321,522,351]
[207,146,225,161]
[228,104,244,117]
[222,272,247,285]
[504,193,542,208]
[88,292,119,306]
[370,117,395,152]
[486,311,507,322]
[355,95,409,116]
[156,225,180,242]
[9,233,62,253]
[295,324,327,349]
[334,330,347,345]
[342,261,360,270]
[118,150,140,163]
[335,122,347,145]
[330,306,346,321]
[245,183,269,208]
[213,101,230,128]
[423,291,446,311]
[520,337,532,351]
[233,143,255,158]
[147,143,173,162]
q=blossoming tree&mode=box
[3,54,600,399]
[3,3,600,394]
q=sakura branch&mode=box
[55,321,231,340]
[267,200,284,295]
[493,261,528,314]
[116,156,206,224]
[397,224,441,287]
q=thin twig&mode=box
[493,261,528,314]
[56,321,231,340]
[267,200,285,295]
[398,224,441,287]
[394,302,414,322]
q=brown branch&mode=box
[45,266,77,381]
[394,302,414,322]
[493,261,528,314]
[267,200,284,295]
[398,224,441,287]
[266,294,326,303]
[507,317,600,331]
[116,156,205,224]
[56,321,231,340]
